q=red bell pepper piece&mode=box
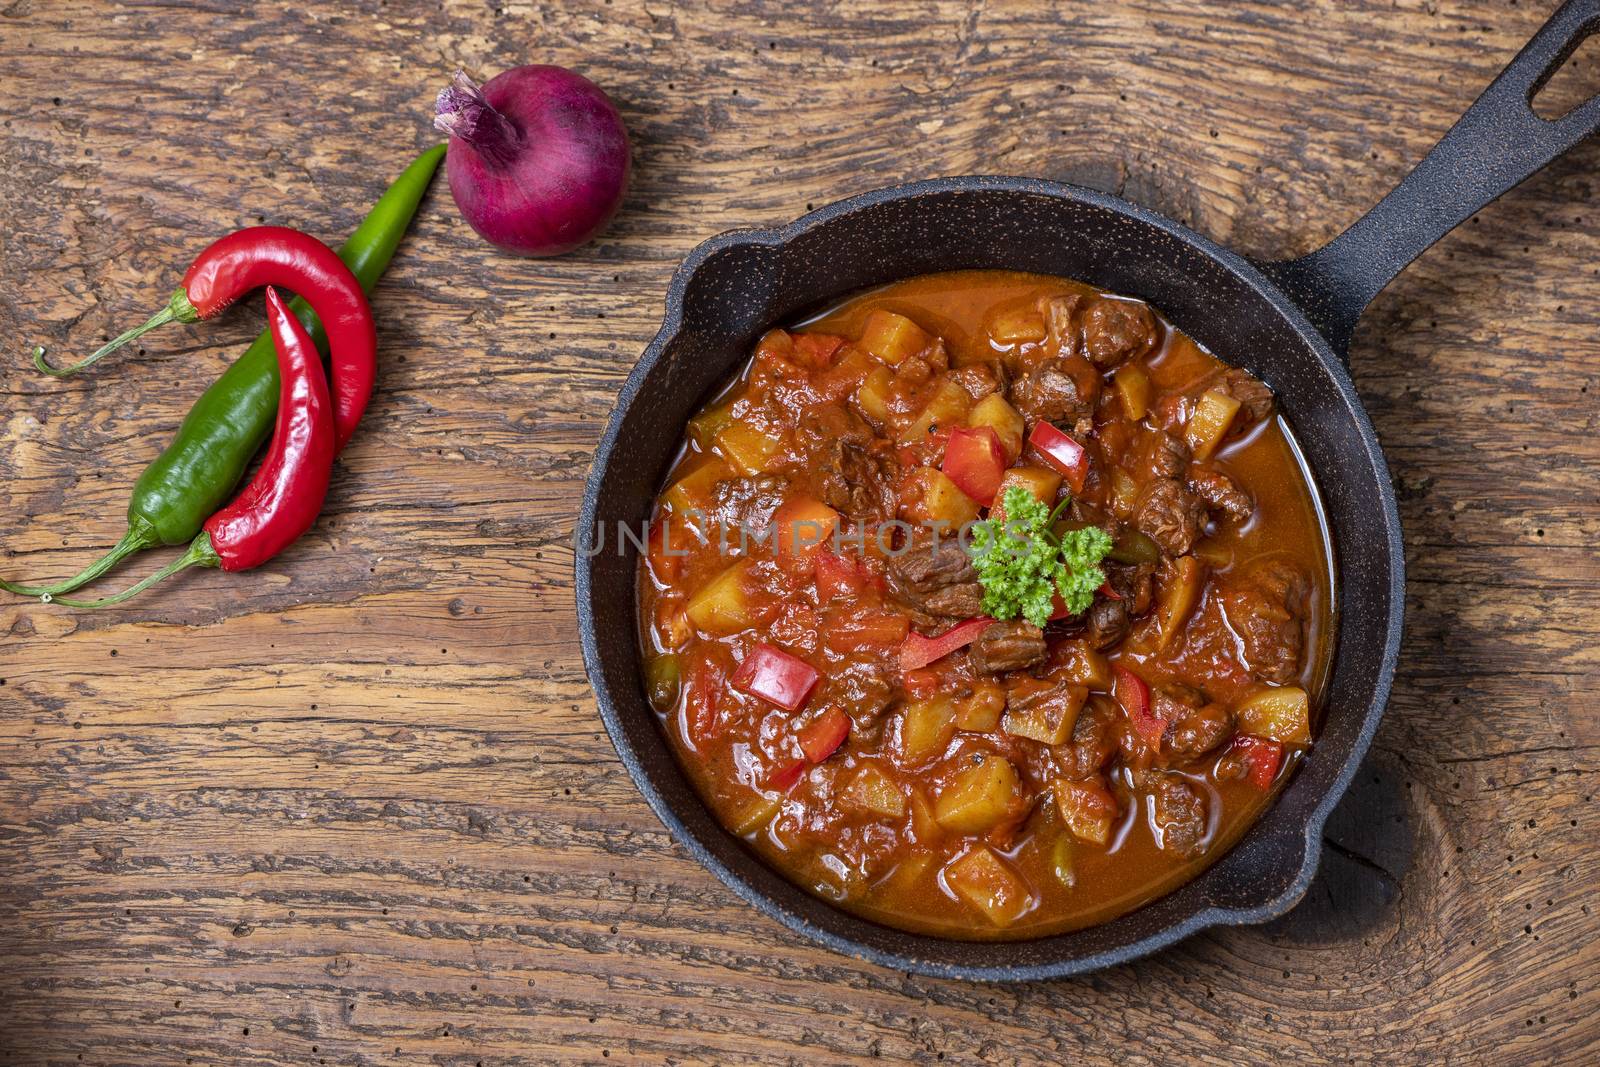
[941,426,1008,506]
[797,708,850,763]
[1233,735,1285,789]
[1029,422,1090,494]
[730,643,819,712]
[1113,664,1166,748]
[897,616,993,671]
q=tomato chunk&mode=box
[797,708,850,763]
[1029,422,1090,494]
[898,616,993,671]
[1113,665,1166,748]
[941,426,1008,506]
[766,757,808,791]
[791,332,846,369]
[774,496,841,557]
[646,519,687,583]
[685,657,730,747]
[814,550,865,605]
[1232,735,1285,789]
[730,643,819,712]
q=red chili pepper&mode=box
[35,226,376,452]
[47,288,336,608]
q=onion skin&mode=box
[436,67,631,257]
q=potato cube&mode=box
[1185,387,1242,461]
[1234,686,1312,745]
[954,682,1005,732]
[858,309,930,365]
[898,697,957,766]
[1002,683,1088,746]
[685,560,756,635]
[1052,778,1117,846]
[945,846,1034,926]
[967,393,1026,462]
[662,459,733,520]
[855,365,895,423]
[715,421,782,476]
[934,756,1021,835]
[841,764,907,819]
[985,304,1048,346]
[1114,363,1152,421]
[1054,640,1112,692]
[898,467,981,529]
[729,790,784,836]
[1155,555,1206,651]
[900,379,972,444]
[688,401,736,450]
[989,466,1062,524]
[909,788,943,845]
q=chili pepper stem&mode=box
[0,526,154,598]
[33,288,200,378]
[44,535,219,609]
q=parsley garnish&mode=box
[968,486,1114,627]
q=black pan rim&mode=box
[576,173,1405,981]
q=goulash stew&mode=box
[636,270,1334,939]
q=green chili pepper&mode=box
[3,144,444,598]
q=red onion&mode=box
[433,67,631,257]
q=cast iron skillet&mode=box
[577,0,1600,980]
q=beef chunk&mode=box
[1039,293,1158,370]
[1134,478,1207,557]
[1062,696,1119,779]
[1157,689,1234,758]
[1105,560,1156,617]
[1084,597,1130,651]
[1218,367,1275,425]
[707,476,787,537]
[1218,559,1308,684]
[1011,360,1094,427]
[1150,774,1209,858]
[1041,293,1086,357]
[968,620,1047,674]
[1187,464,1253,525]
[1081,297,1158,369]
[819,439,897,524]
[886,537,985,619]
[827,662,897,747]
[1143,431,1191,480]
[950,362,1004,402]
[796,404,898,525]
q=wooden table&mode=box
[2,1,1597,1063]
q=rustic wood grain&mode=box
[2,1,1598,1063]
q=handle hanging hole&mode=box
[1532,29,1600,120]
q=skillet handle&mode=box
[1260,0,1600,357]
